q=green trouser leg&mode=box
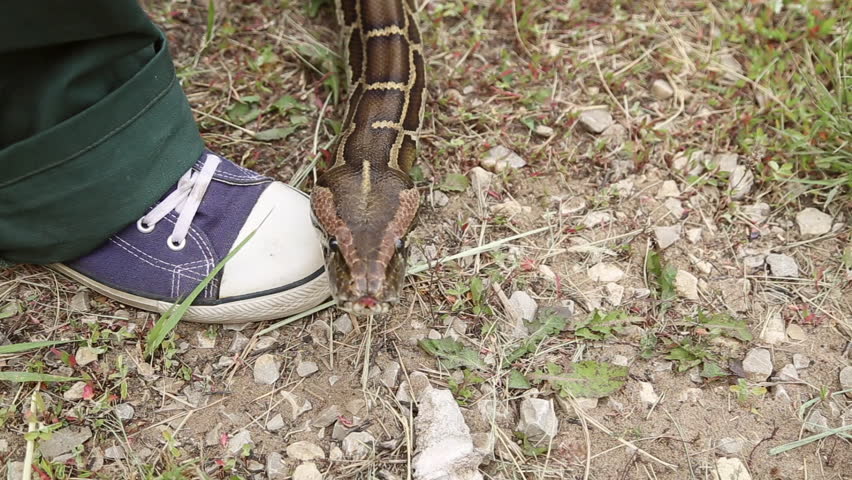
[0,0,205,264]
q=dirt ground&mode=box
[1,0,851,479]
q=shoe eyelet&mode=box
[167,235,187,251]
[136,218,155,233]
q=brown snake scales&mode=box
[310,0,426,316]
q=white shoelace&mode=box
[136,154,221,251]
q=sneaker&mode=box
[51,151,330,324]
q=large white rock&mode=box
[413,389,484,480]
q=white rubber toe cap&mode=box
[219,182,326,298]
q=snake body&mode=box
[310,0,425,316]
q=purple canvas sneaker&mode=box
[51,151,330,324]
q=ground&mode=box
[1,0,851,479]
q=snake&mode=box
[310,0,426,316]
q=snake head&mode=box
[310,169,419,316]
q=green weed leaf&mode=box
[419,338,486,370]
[437,173,470,192]
[531,361,628,398]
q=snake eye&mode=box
[328,237,339,251]
[394,239,405,250]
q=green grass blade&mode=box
[144,225,261,357]
[0,372,81,383]
[205,0,215,44]
[769,425,852,455]
[0,339,79,355]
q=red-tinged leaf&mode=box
[82,384,95,400]
[520,258,536,271]
[220,432,229,447]
[337,415,354,427]
[31,465,51,480]
[214,459,225,467]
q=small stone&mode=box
[491,199,530,217]
[308,320,330,346]
[6,462,24,480]
[381,362,401,389]
[714,457,752,480]
[760,312,786,345]
[654,225,681,249]
[254,335,277,351]
[786,323,807,341]
[266,413,285,432]
[559,197,586,216]
[741,203,770,224]
[396,381,413,404]
[329,446,344,461]
[777,364,799,382]
[656,180,680,198]
[729,165,754,199]
[766,254,799,277]
[292,462,323,480]
[195,331,216,349]
[104,445,125,460]
[588,263,624,282]
[227,430,253,456]
[638,382,659,406]
[342,431,375,459]
[601,123,628,144]
[793,354,810,370]
[678,388,702,403]
[297,360,319,378]
[430,190,449,208]
[632,288,651,299]
[611,178,634,196]
[773,385,791,403]
[663,198,685,218]
[508,290,538,323]
[229,332,249,352]
[743,255,765,269]
[534,125,554,136]
[604,283,624,306]
[582,211,613,228]
[804,409,828,433]
[114,403,134,420]
[0,439,9,453]
[517,398,558,443]
[650,79,674,100]
[286,441,325,461]
[266,452,286,479]
[70,291,90,312]
[481,145,526,172]
[675,270,699,300]
[253,354,281,385]
[714,153,739,173]
[796,208,832,236]
[63,381,87,401]
[578,109,613,134]
[742,348,773,382]
[204,424,222,447]
[38,426,92,460]
[717,437,744,455]
[468,167,494,193]
[312,405,343,428]
[74,347,101,366]
[333,314,353,335]
[840,367,852,398]
[686,227,703,244]
[214,356,234,369]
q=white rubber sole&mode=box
[50,263,331,324]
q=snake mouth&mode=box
[342,297,391,316]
